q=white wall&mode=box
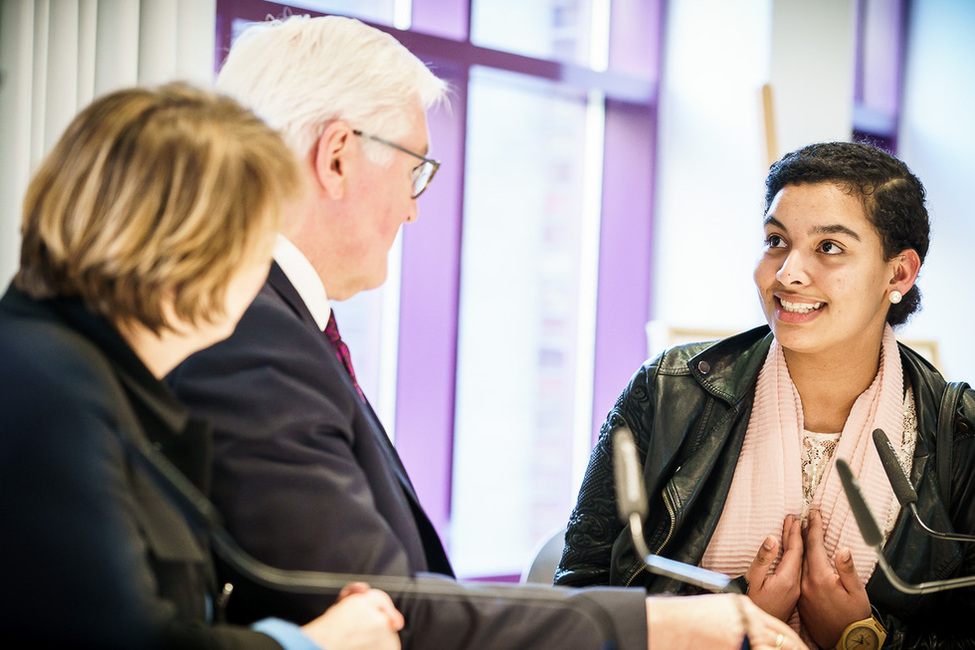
[896,0,975,381]
[651,0,774,344]
[768,0,857,156]
[651,0,975,384]
[653,0,857,343]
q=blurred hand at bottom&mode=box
[647,593,808,650]
[301,583,404,650]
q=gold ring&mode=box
[774,633,784,649]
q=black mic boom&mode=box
[837,458,975,594]
[872,429,918,506]
[835,458,884,546]
[611,426,738,593]
[872,428,975,543]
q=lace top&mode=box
[800,430,841,518]
[801,385,918,538]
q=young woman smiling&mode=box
[557,142,975,650]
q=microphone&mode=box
[872,428,975,543]
[836,458,975,594]
[612,426,739,594]
[835,459,884,546]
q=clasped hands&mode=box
[301,581,404,650]
[743,510,872,648]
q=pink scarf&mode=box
[701,325,904,634]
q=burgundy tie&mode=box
[324,311,366,402]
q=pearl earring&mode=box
[889,290,903,304]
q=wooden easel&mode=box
[761,83,778,169]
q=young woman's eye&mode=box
[819,241,843,255]
[764,234,786,248]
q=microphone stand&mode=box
[904,503,975,543]
[612,426,751,650]
[836,458,975,594]
[872,428,975,543]
[612,426,740,594]
[625,511,740,593]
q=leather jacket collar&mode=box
[559,325,975,647]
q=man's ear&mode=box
[313,121,354,199]
[889,248,921,295]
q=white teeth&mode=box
[779,298,823,314]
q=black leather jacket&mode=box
[557,326,975,648]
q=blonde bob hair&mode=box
[16,83,302,333]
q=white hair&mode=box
[215,15,447,165]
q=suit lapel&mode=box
[265,263,452,574]
[266,262,319,329]
[265,264,428,510]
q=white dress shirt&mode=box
[273,234,331,331]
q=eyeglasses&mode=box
[353,130,441,198]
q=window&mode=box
[853,0,907,151]
[451,66,597,575]
[471,0,597,66]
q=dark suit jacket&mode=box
[169,264,648,650]
[0,287,281,650]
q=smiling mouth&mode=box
[778,298,824,314]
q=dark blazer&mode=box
[0,287,281,650]
[169,263,649,650]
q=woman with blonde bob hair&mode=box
[0,84,403,649]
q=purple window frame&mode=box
[214,0,662,550]
[852,0,908,151]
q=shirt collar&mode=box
[273,234,331,331]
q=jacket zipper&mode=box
[624,484,678,587]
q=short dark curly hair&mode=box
[764,141,929,326]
